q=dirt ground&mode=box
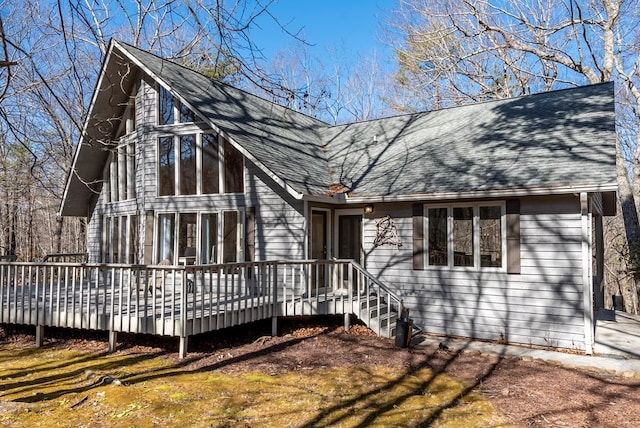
[2,316,640,427]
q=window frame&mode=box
[156,132,244,197]
[157,84,199,126]
[423,202,506,271]
[105,139,137,203]
[154,210,244,265]
[102,214,139,263]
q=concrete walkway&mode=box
[594,309,640,359]
[413,310,640,378]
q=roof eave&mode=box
[59,41,119,217]
[341,183,618,204]
[114,41,309,201]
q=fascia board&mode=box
[59,41,118,216]
[342,183,619,204]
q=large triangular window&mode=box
[158,85,198,125]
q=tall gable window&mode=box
[158,86,174,125]
[180,134,197,195]
[158,136,175,196]
[202,133,220,193]
[424,203,505,270]
[224,139,244,193]
[158,85,198,125]
[157,133,244,196]
[105,141,136,202]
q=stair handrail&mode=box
[345,260,404,307]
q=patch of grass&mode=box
[0,346,510,427]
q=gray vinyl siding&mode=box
[86,74,305,264]
[246,162,305,260]
[364,194,587,350]
[86,213,102,263]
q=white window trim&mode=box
[103,214,138,263]
[156,84,202,126]
[153,210,244,265]
[424,202,506,271]
[106,139,136,203]
[156,131,244,197]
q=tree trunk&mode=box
[616,138,640,313]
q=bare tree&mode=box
[259,42,393,124]
[0,0,302,260]
[388,0,640,313]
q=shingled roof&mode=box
[324,83,617,200]
[60,40,617,216]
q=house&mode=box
[60,40,617,354]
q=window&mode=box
[453,207,474,267]
[427,207,447,266]
[158,136,175,196]
[480,206,502,267]
[223,211,239,263]
[102,214,139,263]
[179,134,197,195]
[158,86,175,125]
[202,133,220,194]
[224,139,244,193]
[178,213,197,265]
[425,203,504,269]
[155,211,243,264]
[105,141,136,202]
[180,102,198,123]
[157,133,244,196]
[200,213,218,264]
[157,213,175,262]
[158,85,198,125]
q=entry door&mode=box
[311,211,328,260]
[337,213,363,263]
[311,211,329,290]
[336,211,363,291]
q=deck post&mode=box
[344,313,351,331]
[271,263,278,337]
[108,330,118,353]
[581,192,594,355]
[35,325,44,347]
[179,336,188,359]
[179,267,188,359]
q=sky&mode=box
[253,0,394,62]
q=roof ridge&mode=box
[328,81,614,129]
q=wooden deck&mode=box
[0,260,402,357]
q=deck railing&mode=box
[0,259,402,355]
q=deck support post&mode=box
[35,325,44,347]
[271,263,278,337]
[344,313,351,331]
[581,192,594,355]
[108,331,118,353]
[179,336,188,359]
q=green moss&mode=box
[0,346,511,427]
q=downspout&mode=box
[581,192,594,354]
